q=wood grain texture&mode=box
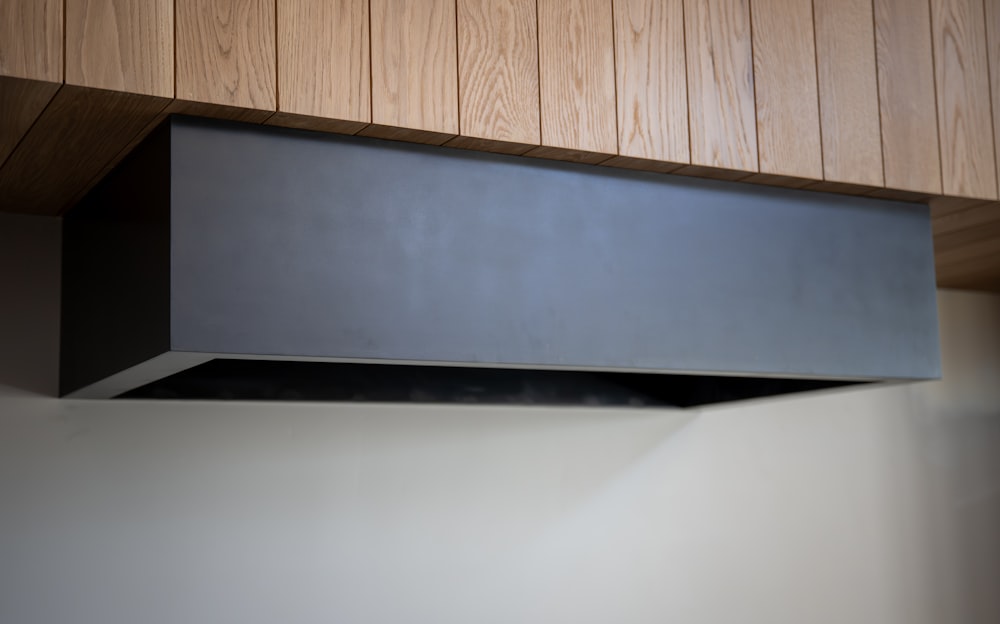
[750,0,822,178]
[523,145,615,165]
[988,0,1000,202]
[874,0,941,194]
[456,0,539,147]
[267,111,368,136]
[535,0,617,155]
[367,0,458,137]
[176,0,276,110]
[803,180,882,196]
[673,164,754,181]
[444,134,535,155]
[602,155,684,174]
[165,99,275,123]
[684,0,758,171]
[277,0,370,125]
[0,77,59,168]
[0,0,62,81]
[813,0,884,186]
[0,86,169,215]
[66,0,174,97]
[931,0,997,199]
[614,0,689,164]
[743,172,816,188]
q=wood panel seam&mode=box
[681,0,692,165]
[927,0,946,195]
[0,82,62,171]
[871,0,888,189]
[809,0,825,179]
[983,0,1000,199]
[609,0,620,155]
[747,0,761,173]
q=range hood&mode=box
[60,117,941,407]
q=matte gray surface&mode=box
[165,117,939,381]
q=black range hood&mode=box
[60,117,941,407]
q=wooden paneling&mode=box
[273,0,369,133]
[532,0,617,161]
[363,0,458,143]
[449,0,539,154]
[750,0,822,178]
[988,0,1000,200]
[931,0,997,199]
[0,86,169,215]
[684,0,757,171]
[0,0,62,81]
[613,0,689,165]
[65,0,173,97]
[874,0,941,194]
[813,0,884,187]
[175,0,276,111]
[0,77,60,167]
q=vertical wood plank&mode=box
[813,0,883,187]
[750,0,822,178]
[175,0,276,112]
[449,0,539,154]
[612,0,689,165]
[272,0,370,134]
[0,0,62,81]
[987,0,1000,199]
[874,0,941,194]
[363,0,458,143]
[684,0,757,172]
[931,0,997,199]
[531,0,617,162]
[65,0,174,97]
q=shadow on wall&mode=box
[0,213,60,397]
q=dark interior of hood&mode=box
[118,359,865,407]
[59,116,940,406]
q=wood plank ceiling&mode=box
[1,0,999,291]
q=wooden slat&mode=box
[531,0,617,161]
[272,0,370,134]
[601,155,684,174]
[449,0,539,154]
[65,0,173,97]
[932,201,999,234]
[750,0,822,178]
[673,164,754,181]
[874,0,941,194]
[936,266,1000,291]
[0,77,60,167]
[0,86,169,215]
[744,172,815,189]
[0,0,62,81]
[803,180,882,196]
[813,0,884,187]
[684,0,757,171]
[988,0,1000,201]
[363,0,458,143]
[175,0,276,111]
[931,0,997,199]
[165,100,274,124]
[929,196,991,217]
[934,233,1000,268]
[613,0,689,164]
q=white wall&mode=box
[1,213,998,624]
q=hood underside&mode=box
[59,117,941,407]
